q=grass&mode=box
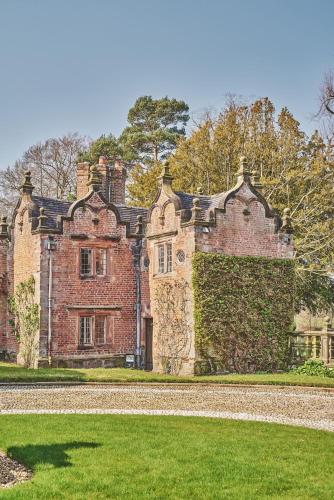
[0,414,333,499]
[1,362,334,387]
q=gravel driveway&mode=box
[1,383,334,432]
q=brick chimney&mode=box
[76,157,126,203]
[110,159,127,204]
[76,162,90,199]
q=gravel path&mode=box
[1,383,334,432]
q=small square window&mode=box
[95,316,107,344]
[96,249,107,276]
[80,316,92,345]
[80,248,92,276]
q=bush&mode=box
[193,253,295,373]
[292,359,334,378]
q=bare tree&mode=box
[0,133,89,215]
[319,70,334,117]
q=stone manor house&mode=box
[0,156,295,374]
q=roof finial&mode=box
[160,160,173,187]
[38,207,48,230]
[237,156,252,183]
[281,207,293,234]
[251,170,263,190]
[135,215,144,236]
[20,170,34,195]
[191,198,202,221]
[87,165,102,191]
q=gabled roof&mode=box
[148,158,282,229]
[30,194,148,234]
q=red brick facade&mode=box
[0,156,293,372]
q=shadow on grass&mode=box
[0,365,87,383]
[8,441,100,469]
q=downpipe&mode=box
[46,236,56,366]
[131,238,142,369]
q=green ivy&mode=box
[192,253,295,374]
[8,276,39,368]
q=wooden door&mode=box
[145,318,153,371]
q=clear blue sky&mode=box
[0,0,333,167]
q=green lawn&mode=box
[0,415,333,499]
[1,362,334,387]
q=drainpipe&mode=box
[131,231,143,369]
[46,236,56,366]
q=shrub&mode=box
[292,359,334,378]
[193,253,295,373]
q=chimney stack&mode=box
[76,157,126,204]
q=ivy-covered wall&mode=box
[193,253,295,373]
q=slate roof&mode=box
[31,195,148,233]
[115,205,148,233]
[31,196,71,230]
[175,191,228,213]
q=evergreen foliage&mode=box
[78,134,122,164]
[192,252,295,373]
[120,95,189,163]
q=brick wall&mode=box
[197,184,294,259]
[12,198,42,366]
[43,192,141,367]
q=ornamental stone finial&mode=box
[191,197,202,221]
[20,170,34,195]
[38,207,48,229]
[160,160,173,187]
[237,156,252,183]
[135,215,144,235]
[281,207,293,234]
[251,170,263,190]
[87,165,102,190]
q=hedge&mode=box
[192,253,295,373]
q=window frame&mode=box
[79,247,108,278]
[78,314,109,347]
[95,315,107,345]
[155,241,173,275]
[95,248,107,277]
[79,316,93,346]
[80,248,92,277]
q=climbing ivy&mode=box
[192,253,295,374]
[8,276,39,368]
